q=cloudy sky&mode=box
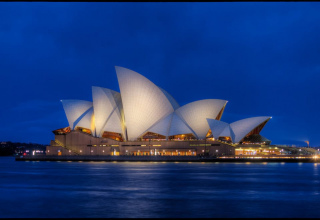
[1,2,319,146]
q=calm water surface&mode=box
[1,157,320,218]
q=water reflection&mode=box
[0,157,320,218]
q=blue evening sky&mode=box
[0,2,319,146]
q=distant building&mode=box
[48,66,274,156]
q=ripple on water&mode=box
[1,157,320,218]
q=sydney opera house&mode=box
[47,66,274,157]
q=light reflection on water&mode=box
[0,157,320,218]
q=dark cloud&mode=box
[0,2,319,145]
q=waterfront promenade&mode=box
[15,155,320,163]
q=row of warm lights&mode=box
[63,149,199,154]
[136,149,194,152]
[90,145,119,147]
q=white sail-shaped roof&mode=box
[59,67,272,144]
[101,110,123,135]
[75,107,94,133]
[142,89,180,137]
[219,125,235,143]
[175,99,228,139]
[61,100,93,130]
[230,116,271,143]
[148,113,173,137]
[158,87,180,110]
[147,111,195,137]
[168,112,194,136]
[115,66,175,140]
[206,119,229,138]
[92,86,123,137]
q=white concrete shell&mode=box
[75,107,94,133]
[206,119,230,139]
[147,112,194,137]
[148,113,173,137]
[158,87,180,110]
[230,116,271,143]
[59,67,272,144]
[101,110,123,135]
[175,99,228,139]
[61,100,93,130]
[115,66,175,140]
[219,125,235,143]
[92,86,123,137]
[168,112,194,136]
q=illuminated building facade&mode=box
[48,66,273,156]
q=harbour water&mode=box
[1,156,320,218]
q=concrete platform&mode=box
[15,155,320,163]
